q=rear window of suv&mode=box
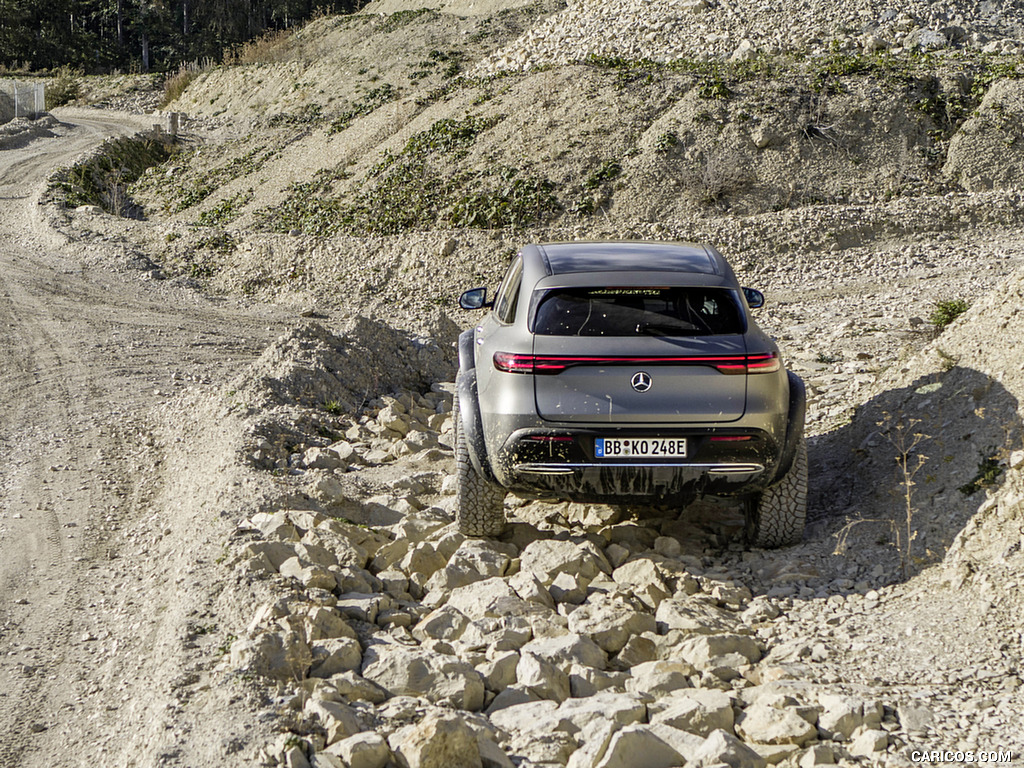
[533,287,744,337]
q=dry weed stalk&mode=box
[885,415,928,579]
[833,413,929,581]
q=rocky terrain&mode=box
[2,0,1024,767]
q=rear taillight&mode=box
[709,435,754,442]
[493,351,780,375]
[745,353,781,374]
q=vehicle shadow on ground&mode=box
[804,365,1021,578]
[520,365,1023,588]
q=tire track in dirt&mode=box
[0,110,292,766]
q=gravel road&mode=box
[0,109,292,767]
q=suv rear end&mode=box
[455,242,807,547]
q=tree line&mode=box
[0,0,365,73]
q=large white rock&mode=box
[412,604,470,642]
[445,578,524,620]
[230,631,311,680]
[646,723,706,762]
[612,558,671,608]
[689,729,768,768]
[550,692,648,735]
[324,670,388,703]
[458,615,533,652]
[593,725,683,768]
[309,637,363,678]
[519,633,608,673]
[335,593,384,624]
[735,701,818,746]
[478,650,519,691]
[517,651,570,702]
[305,607,358,642]
[508,570,556,609]
[361,643,485,710]
[488,699,559,733]
[816,694,881,741]
[324,731,390,768]
[655,597,743,635]
[677,634,762,670]
[567,595,657,653]
[393,713,482,768]
[305,698,362,745]
[850,728,888,756]
[518,539,610,586]
[650,689,735,736]
[399,542,448,579]
[626,660,696,697]
[279,557,337,591]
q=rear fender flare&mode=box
[456,367,497,483]
[773,370,806,483]
[458,329,476,372]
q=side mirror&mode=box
[742,287,765,309]
[459,287,491,310]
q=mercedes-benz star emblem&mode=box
[630,371,652,393]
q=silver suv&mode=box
[455,241,807,547]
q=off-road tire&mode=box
[453,394,507,537]
[746,436,807,548]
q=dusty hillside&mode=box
[4,0,1024,767]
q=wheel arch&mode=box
[455,335,497,482]
[772,370,806,483]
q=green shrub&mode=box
[46,66,82,109]
[585,160,622,189]
[958,454,1003,495]
[929,298,969,328]
[328,84,397,135]
[50,134,174,215]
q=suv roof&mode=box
[535,241,723,276]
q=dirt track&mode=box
[0,110,290,766]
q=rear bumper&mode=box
[492,426,779,504]
[502,461,766,504]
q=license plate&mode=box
[595,437,687,459]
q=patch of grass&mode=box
[958,453,1003,495]
[585,160,622,189]
[969,57,1024,101]
[45,66,82,109]
[160,66,198,108]
[936,347,958,372]
[50,134,175,216]
[197,189,254,227]
[810,50,877,93]
[377,7,436,32]
[217,633,237,656]
[224,28,293,66]
[450,166,559,228]
[328,84,398,135]
[815,352,840,364]
[267,114,560,236]
[158,144,280,213]
[929,298,969,328]
[196,230,236,255]
[402,115,500,157]
[266,103,323,127]
[697,72,732,100]
[655,131,679,152]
